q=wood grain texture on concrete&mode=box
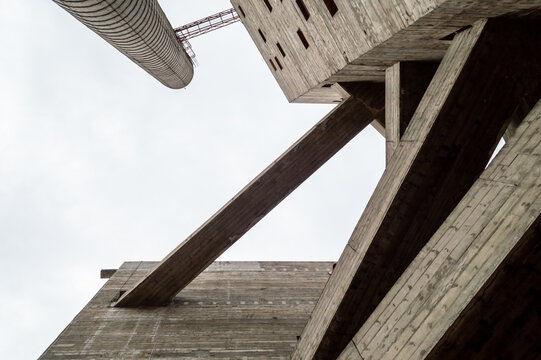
[384,61,438,164]
[231,0,541,103]
[338,98,541,360]
[41,261,333,359]
[292,19,541,360]
[116,83,384,307]
[426,221,541,360]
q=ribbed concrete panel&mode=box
[54,0,194,89]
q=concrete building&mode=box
[43,0,541,359]
[41,262,332,359]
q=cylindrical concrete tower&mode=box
[54,0,194,89]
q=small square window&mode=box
[258,29,267,43]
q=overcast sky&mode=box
[0,1,384,358]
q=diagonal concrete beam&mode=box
[427,220,541,359]
[335,82,386,137]
[339,98,541,360]
[292,19,541,360]
[116,83,384,307]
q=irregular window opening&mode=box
[269,58,277,71]
[323,0,338,16]
[296,0,310,20]
[297,29,309,49]
[258,29,267,43]
[238,5,246,18]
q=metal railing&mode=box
[175,8,240,41]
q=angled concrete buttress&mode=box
[53,0,194,88]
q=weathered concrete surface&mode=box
[339,98,541,360]
[40,261,333,359]
[232,0,541,102]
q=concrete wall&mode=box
[231,0,539,103]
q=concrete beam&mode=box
[427,221,541,360]
[100,269,117,279]
[292,19,541,360]
[116,83,384,307]
[53,0,193,88]
[384,61,438,164]
[503,98,533,143]
[339,98,541,360]
[335,82,386,136]
[370,119,385,137]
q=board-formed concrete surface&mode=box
[40,261,333,359]
[232,0,541,102]
[44,1,541,359]
[338,98,541,360]
[292,18,541,359]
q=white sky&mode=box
[0,1,384,358]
